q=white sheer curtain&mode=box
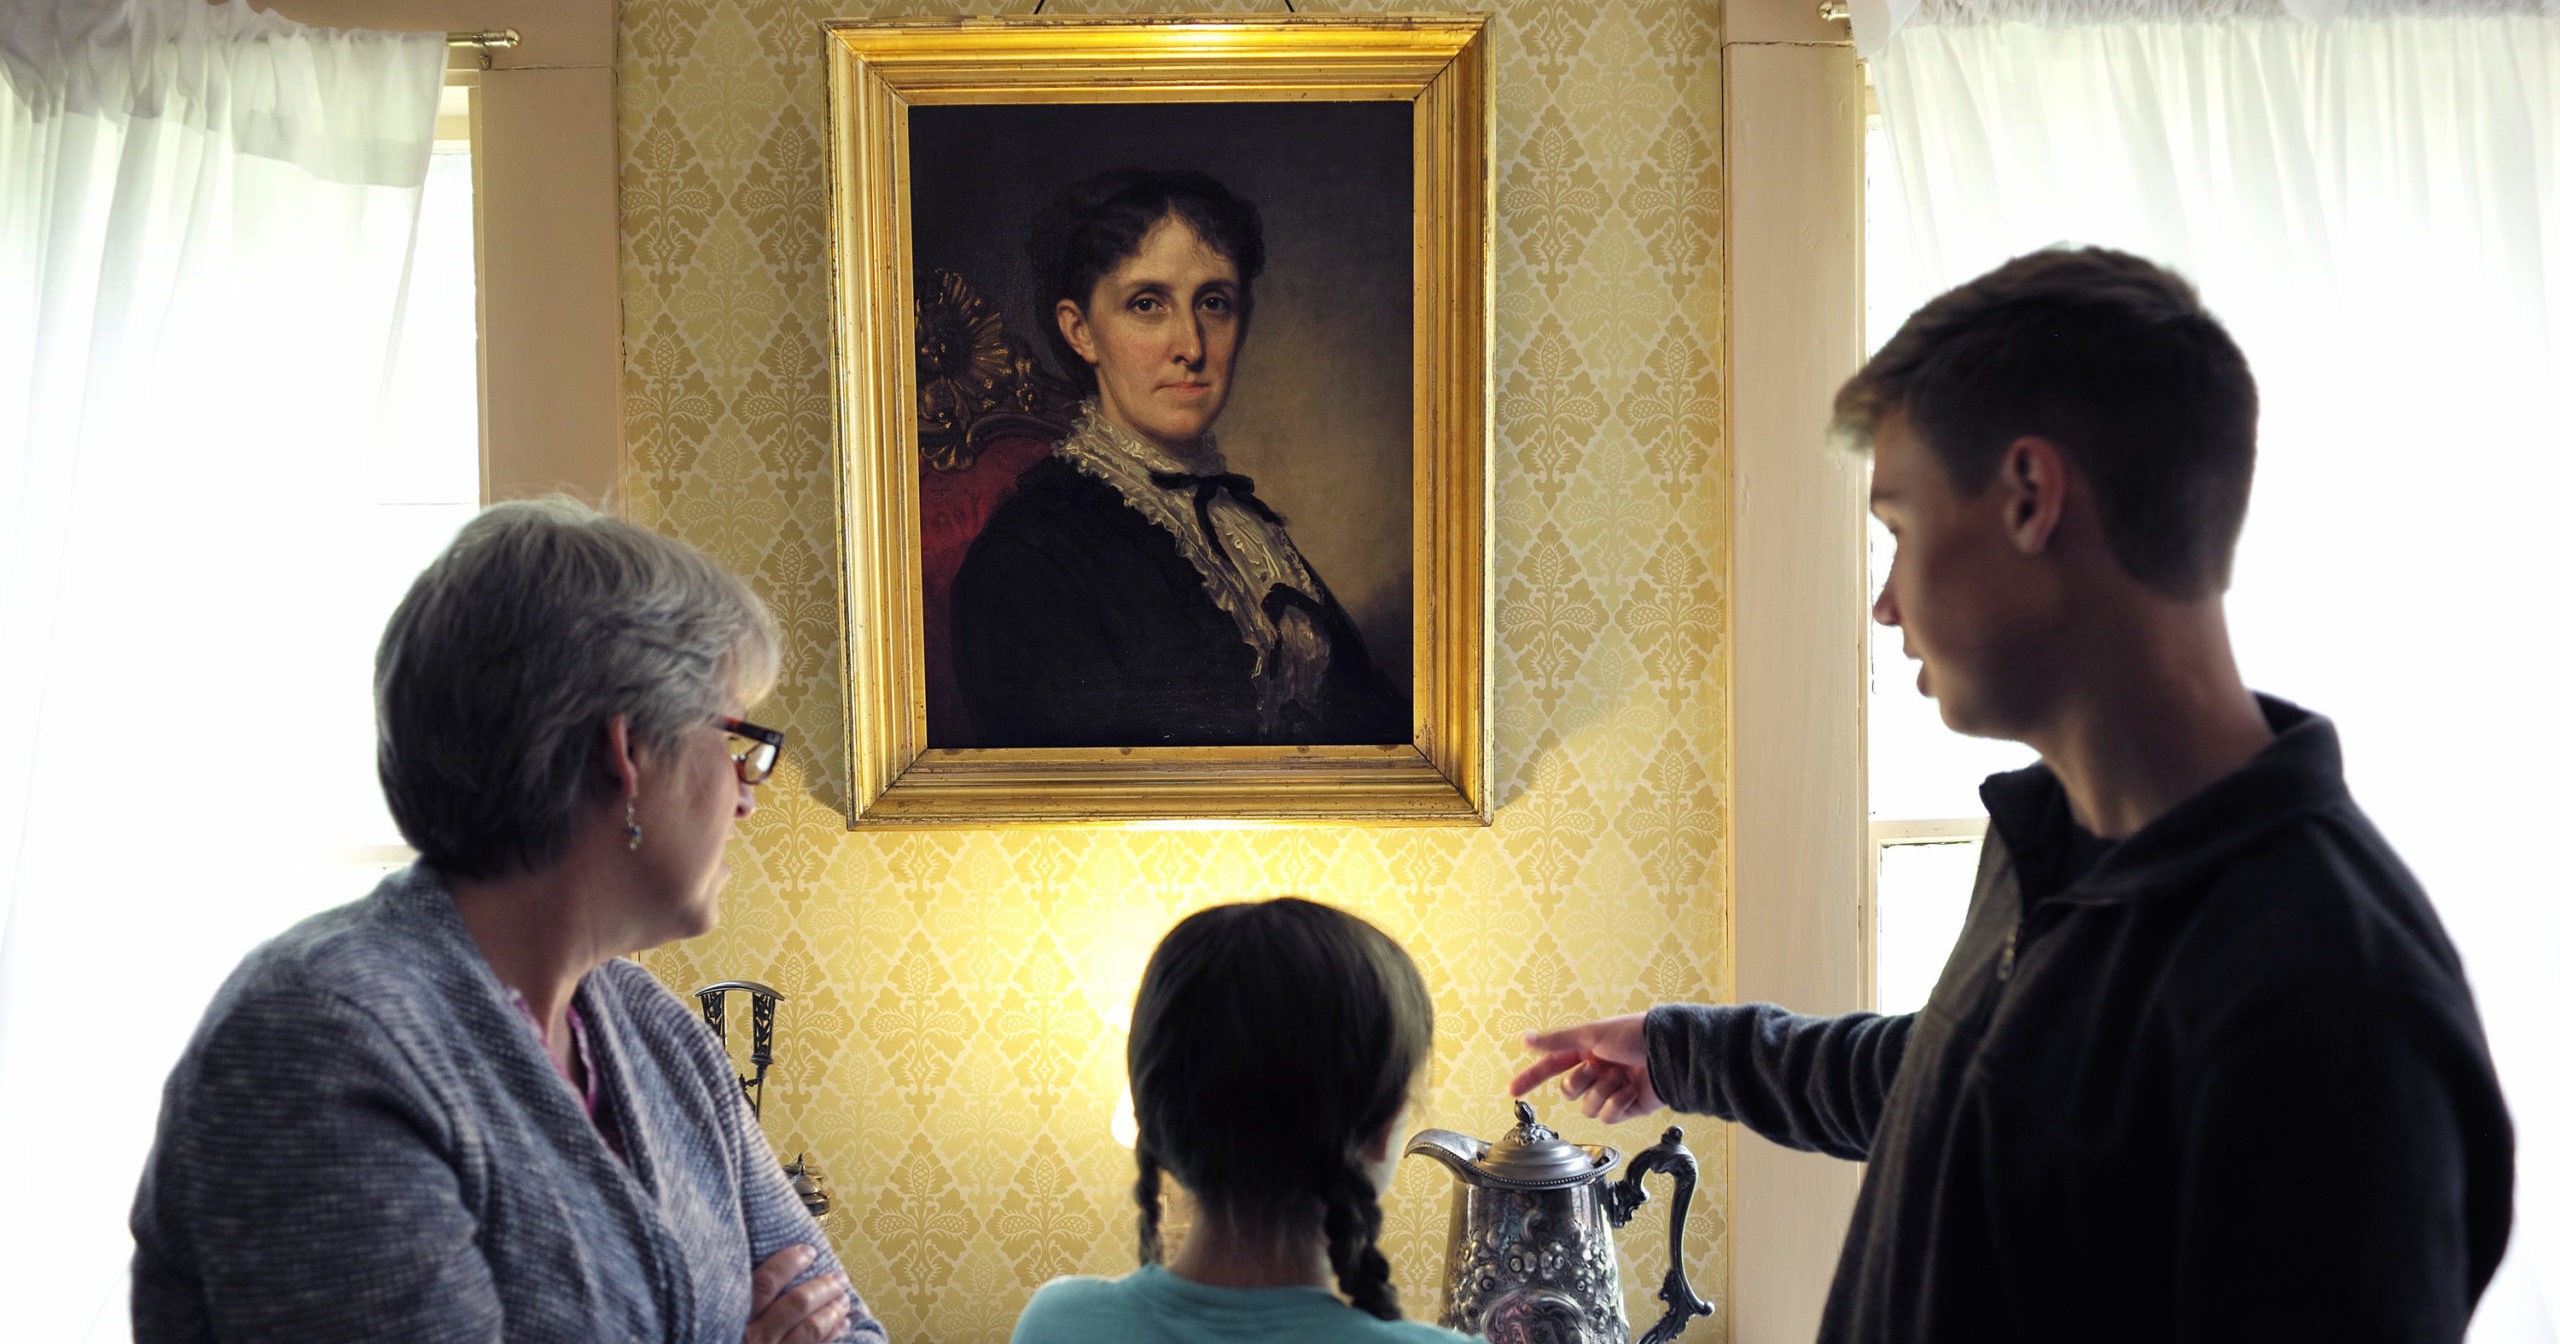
[0,2,442,1337]
[1865,5,2560,1338]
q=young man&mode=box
[1514,248,2512,1341]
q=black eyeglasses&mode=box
[717,716,785,785]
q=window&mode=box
[0,22,484,1339]
[314,76,486,887]
[0,14,621,1329]
[1860,96,2031,1013]
[1853,18,2560,1329]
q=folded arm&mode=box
[730,1066,885,1344]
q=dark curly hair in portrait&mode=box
[1127,897,1434,1319]
[1025,167,1269,398]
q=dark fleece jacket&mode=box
[1649,697,2511,1344]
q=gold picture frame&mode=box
[825,14,1491,827]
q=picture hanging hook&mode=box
[1031,0,1294,10]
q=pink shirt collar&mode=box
[505,987,606,1127]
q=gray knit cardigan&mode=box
[130,865,887,1344]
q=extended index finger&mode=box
[1508,1049,1586,1098]
[1520,1021,1598,1055]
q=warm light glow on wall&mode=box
[1115,818,1291,833]
[1110,1083,1138,1150]
[1094,925,1145,1153]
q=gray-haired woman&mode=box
[129,499,883,1344]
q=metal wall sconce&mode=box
[692,978,783,1117]
[692,978,831,1218]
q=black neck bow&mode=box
[1150,469,1286,567]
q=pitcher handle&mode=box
[1604,1126,1715,1344]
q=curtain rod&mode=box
[446,28,518,68]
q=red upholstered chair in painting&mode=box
[914,268,1078,747]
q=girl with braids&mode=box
[1011,898,1474,1344]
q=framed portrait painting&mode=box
[825,15,1490,826]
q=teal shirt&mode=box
[1012,1264,1480,1344]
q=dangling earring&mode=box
[625,797,643,851]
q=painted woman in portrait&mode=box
[948,168,1407,749]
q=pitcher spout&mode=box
[1402,1128,1491,1182]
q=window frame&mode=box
[1723,0,1870,1336]
[266,0,624,507]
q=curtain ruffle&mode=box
[0,0,442,187]
[1850,0,2560,57]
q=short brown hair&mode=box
[1834,247,2257,599]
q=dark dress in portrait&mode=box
[950,453,1406,748]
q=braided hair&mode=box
[1126,898,1433,1320]
[1322,1160,1400,1318]
[1134,1144,1167,1267]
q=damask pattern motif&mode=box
[615,2,1732,1339]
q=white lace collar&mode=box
[1046,405,1334,733]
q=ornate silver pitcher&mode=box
[1404,1101,1713,1344]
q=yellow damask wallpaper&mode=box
[614,1,1731,1339]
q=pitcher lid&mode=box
[1406,1100,1621,1190]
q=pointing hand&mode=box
[1508,1011,1663,1124]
